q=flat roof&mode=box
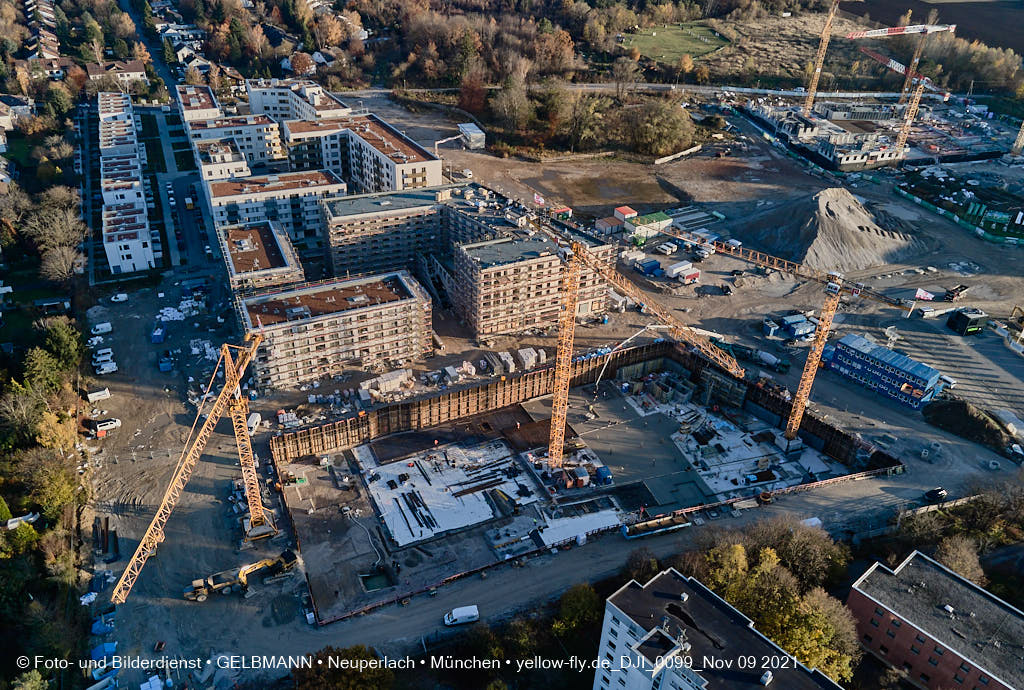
[195,137,245,164]
[242,273,415,326]
[609,569,840,689]
[461,233,556,269]
[208,170,344,199]
[323,185,462,219]
[221,222,289,274]
[189,114,277,130]
[284,113,437,164]
[246,78,349,112]
[853,551,1024,690]
[176,84,218,111]
[837,334,940,382]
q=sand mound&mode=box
[743,188,929,272]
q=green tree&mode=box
[552,583,601,637]
[82,13,104,44]
[30,460,78,521]
[0,495,12,521]
[503,617,538,658]
[23,348,62,392]
[3,523,40,557]
[786,588,860,682]
[163,38,177,64]
[292,645,393,689]
[39,317,83,370]
[622,99,694,156]
[45,83,73,119]
[563,93,607,152]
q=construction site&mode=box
[76,10,1024,684]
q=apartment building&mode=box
[848,551,1023,690]
[322,186,450,276]
[187,115,285,168]
[282,113,442,193]
[204,170,347,251]
[595,568,841,690]
[194,138,251,181]
[245,78,351,121]
[452,225,612,337]
[102,201,154,274]
[96,92,155,275]
[99,153,145,206]
[238,271,432,389]
[176,84,222,122]
[218,221,304,293]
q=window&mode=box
[934,647,944,656]
[870,619,879,628]
[879,645,889,654]
[886,630,896,638]
[910,645,920,655]
[960,663,970,673]
[605,653,613,662]
[915,634,926,643]
[862,634,873,644]
[954,675,965,684]
[874,607,885,617]
[601,675,610,687]
[607,641,616,651]
[617,679,626,688]
[978,675,989,685]
[928,658,938,667]
[920,673,930,683]
[891,619,901,628]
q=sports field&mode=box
[620,22,729,64]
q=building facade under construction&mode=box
[238,271,432,389]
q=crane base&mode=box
[244,524,278,541]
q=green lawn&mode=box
[139,112,160,139]
[144,139,167,173]
[174,150,196,171]
[621,22,729,64]
[2,132,33,167]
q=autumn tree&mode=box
[612,56,638,99]
[935,536,987,585]
[29,456,78,521]
[290,51,314,75]
[677,54,694,80]
[563,93,607,152]
[35,411,78,455]
[23,206,87,253]
[694,63,710,84]
[184,66,204,85]
[40,246,82,284]
[458,67,487,115]
[621,98,694,156]
[314,13,343,48]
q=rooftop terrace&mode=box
[284,113,436,164]
[242,273,415,326]
[208,170,344,199]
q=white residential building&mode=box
[86,60,149,87]
[204,170,346,251]
[102,201,154,274]
[176,84,223,122]
[188,115,285,168]
[594,568,841,690]
[245,78,351,121]
[282,113,442,193]
[194,138,251,181]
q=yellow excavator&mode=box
[184,550,297,602]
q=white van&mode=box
[246,412,262,436]
[94,419,122,432]
[91,322,113,335]
[110,293,128,303]
[93,348,114,360]
[95,363,118,375]
[939,375,957,389]
[443,605,479,626]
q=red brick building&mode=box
[847,551,1023,690]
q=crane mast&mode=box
[110,334,265,605]
[803,0,841,116]
[785,288,842,440]
[548,249,581,469]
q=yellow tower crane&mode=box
[803,0,842,117]
[1012,121,1024,157]
[655,227,912,440]
[110,333,274,605]
[536,223,744,468]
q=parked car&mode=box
[443,605,479,626]
[110,293,128,303]
[924,487,948,502]
[94,362,118,375]
[91,418,122,432]
[91,322,113,335]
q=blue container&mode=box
[151,323,166,344]
[595,466,613,485]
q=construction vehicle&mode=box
[184,550,297,602]
[110,333,276,605]
[943,284,970,302]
